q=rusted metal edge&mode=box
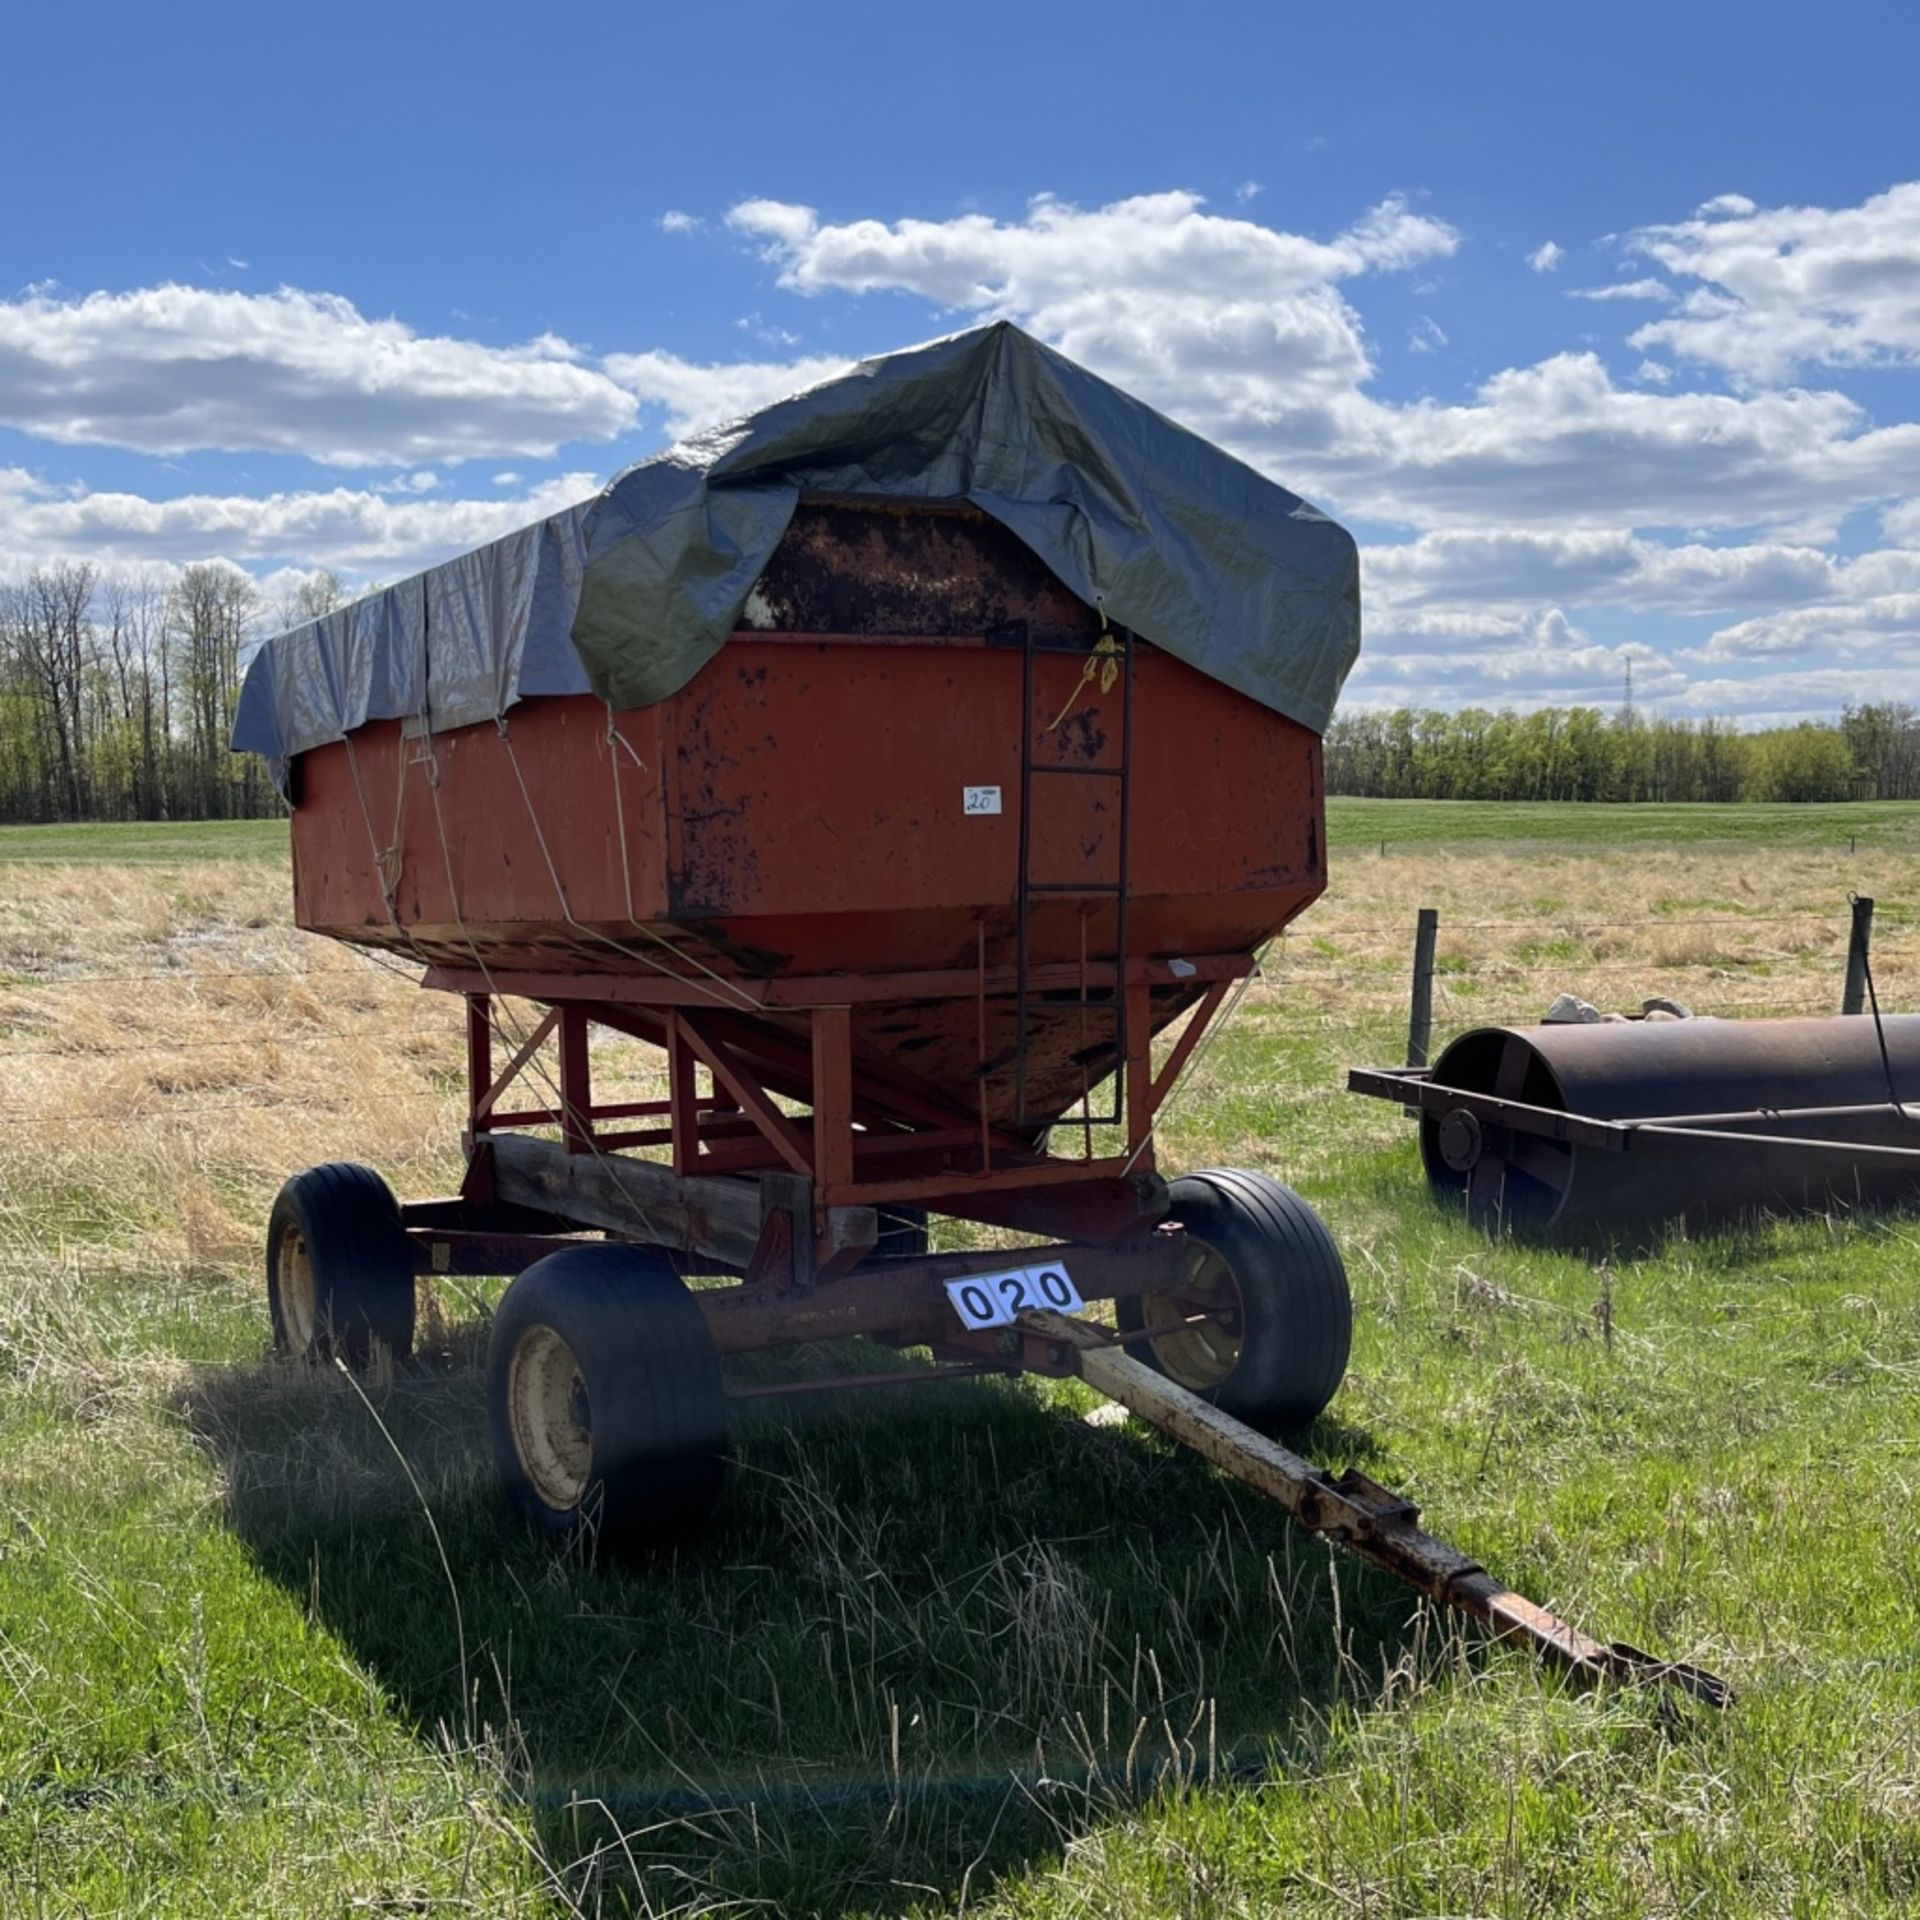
[1628,1099,1920,1132]
[422,954,1253,1010]
[1346,1067,1628,1151]
[1350,1064,1920,1168]
[725,1361,1005,1401]
[1026,1308,1732,1710]
[1630,1121,1920,1165]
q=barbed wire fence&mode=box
[1259,894,1891,1070]
[0,896,1903,1125]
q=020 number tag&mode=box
[943,1263,1085,1331]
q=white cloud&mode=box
[1352,520,1920,715]
[10,180,1920,725]
[1628,182,1920,383]
[1236,180,1263,202]
[1836,545,1920,597]
[0,284,637,465]
[1527,241,1565,273]
[727,189,1456,307]
[734,312,802,347]
[1674,668,1912,714]
[1672,666,1919,719]
[727,197,822,250]
[1364,603,1593,650]
[1365,526,1847,616]
[1882,497,1920,544]
[1333,644,1905,726]
[718,188,1445,494]
[1343,605,1684,709]
[1695,595,1920,661]
[601,348,855,440]
[659,211,701,234]
[714,190,1920,536]
[1568,278,1673,302]
[1307,353,1920,533]
[0,465,597,580]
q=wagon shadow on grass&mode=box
[179,1322,1436,1917]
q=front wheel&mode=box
[266,1163,416,1367]
[1116,1169,1351,1430]
[487,1244,728,1559]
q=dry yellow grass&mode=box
[1259,843,1916,1027]
[0,857,678,1272]
[0,837,1908,1274]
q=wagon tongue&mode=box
[1026,1308,1732,1710]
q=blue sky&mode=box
[5,0,1920,719]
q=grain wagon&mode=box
[233,323,1724,1704]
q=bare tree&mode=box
[101,569,172,815]
[169,562,261,817]
[8,563,100,818]
[274,568,350,632]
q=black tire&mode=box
[266,1162,416,1367]
[487,1244,728,1558]
[1116,1169,1350,1430]
[875,1205,931,1260]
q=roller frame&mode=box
[1351,1065,1920,1162]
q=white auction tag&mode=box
[944,1262,1085,1330]
[963,785,1002,815]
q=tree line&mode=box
[3,561,1917,821]
[1323,703,1920,804]
[0,561,344,824]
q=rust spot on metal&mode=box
[1058,709,1110,759]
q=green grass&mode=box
[2,796,1914,864]
[14,1035,1920,1915]
[5,808,1920,1913]
[1328,795,1920,850]
[0,818,288,862]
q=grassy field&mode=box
[0,817,290,863]
[2,794,1912,865]
[1330,794,1920,850]
[2,802,1919,1915]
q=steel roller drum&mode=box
[1421,1015,1920,1239]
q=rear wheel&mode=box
[266,1163,416,1366]
[488,1244,728,1558]
[1117,1169,1350,1429]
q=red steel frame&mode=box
[399,953,1235,1378]
[431,954,1248,1225]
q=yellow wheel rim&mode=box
[276,1224,318,1353]
[507,1324,593,1511]
[1136,1240,1244,1391]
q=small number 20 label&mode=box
[944,1264,1085,1330]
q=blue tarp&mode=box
[233,322,1360,780]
